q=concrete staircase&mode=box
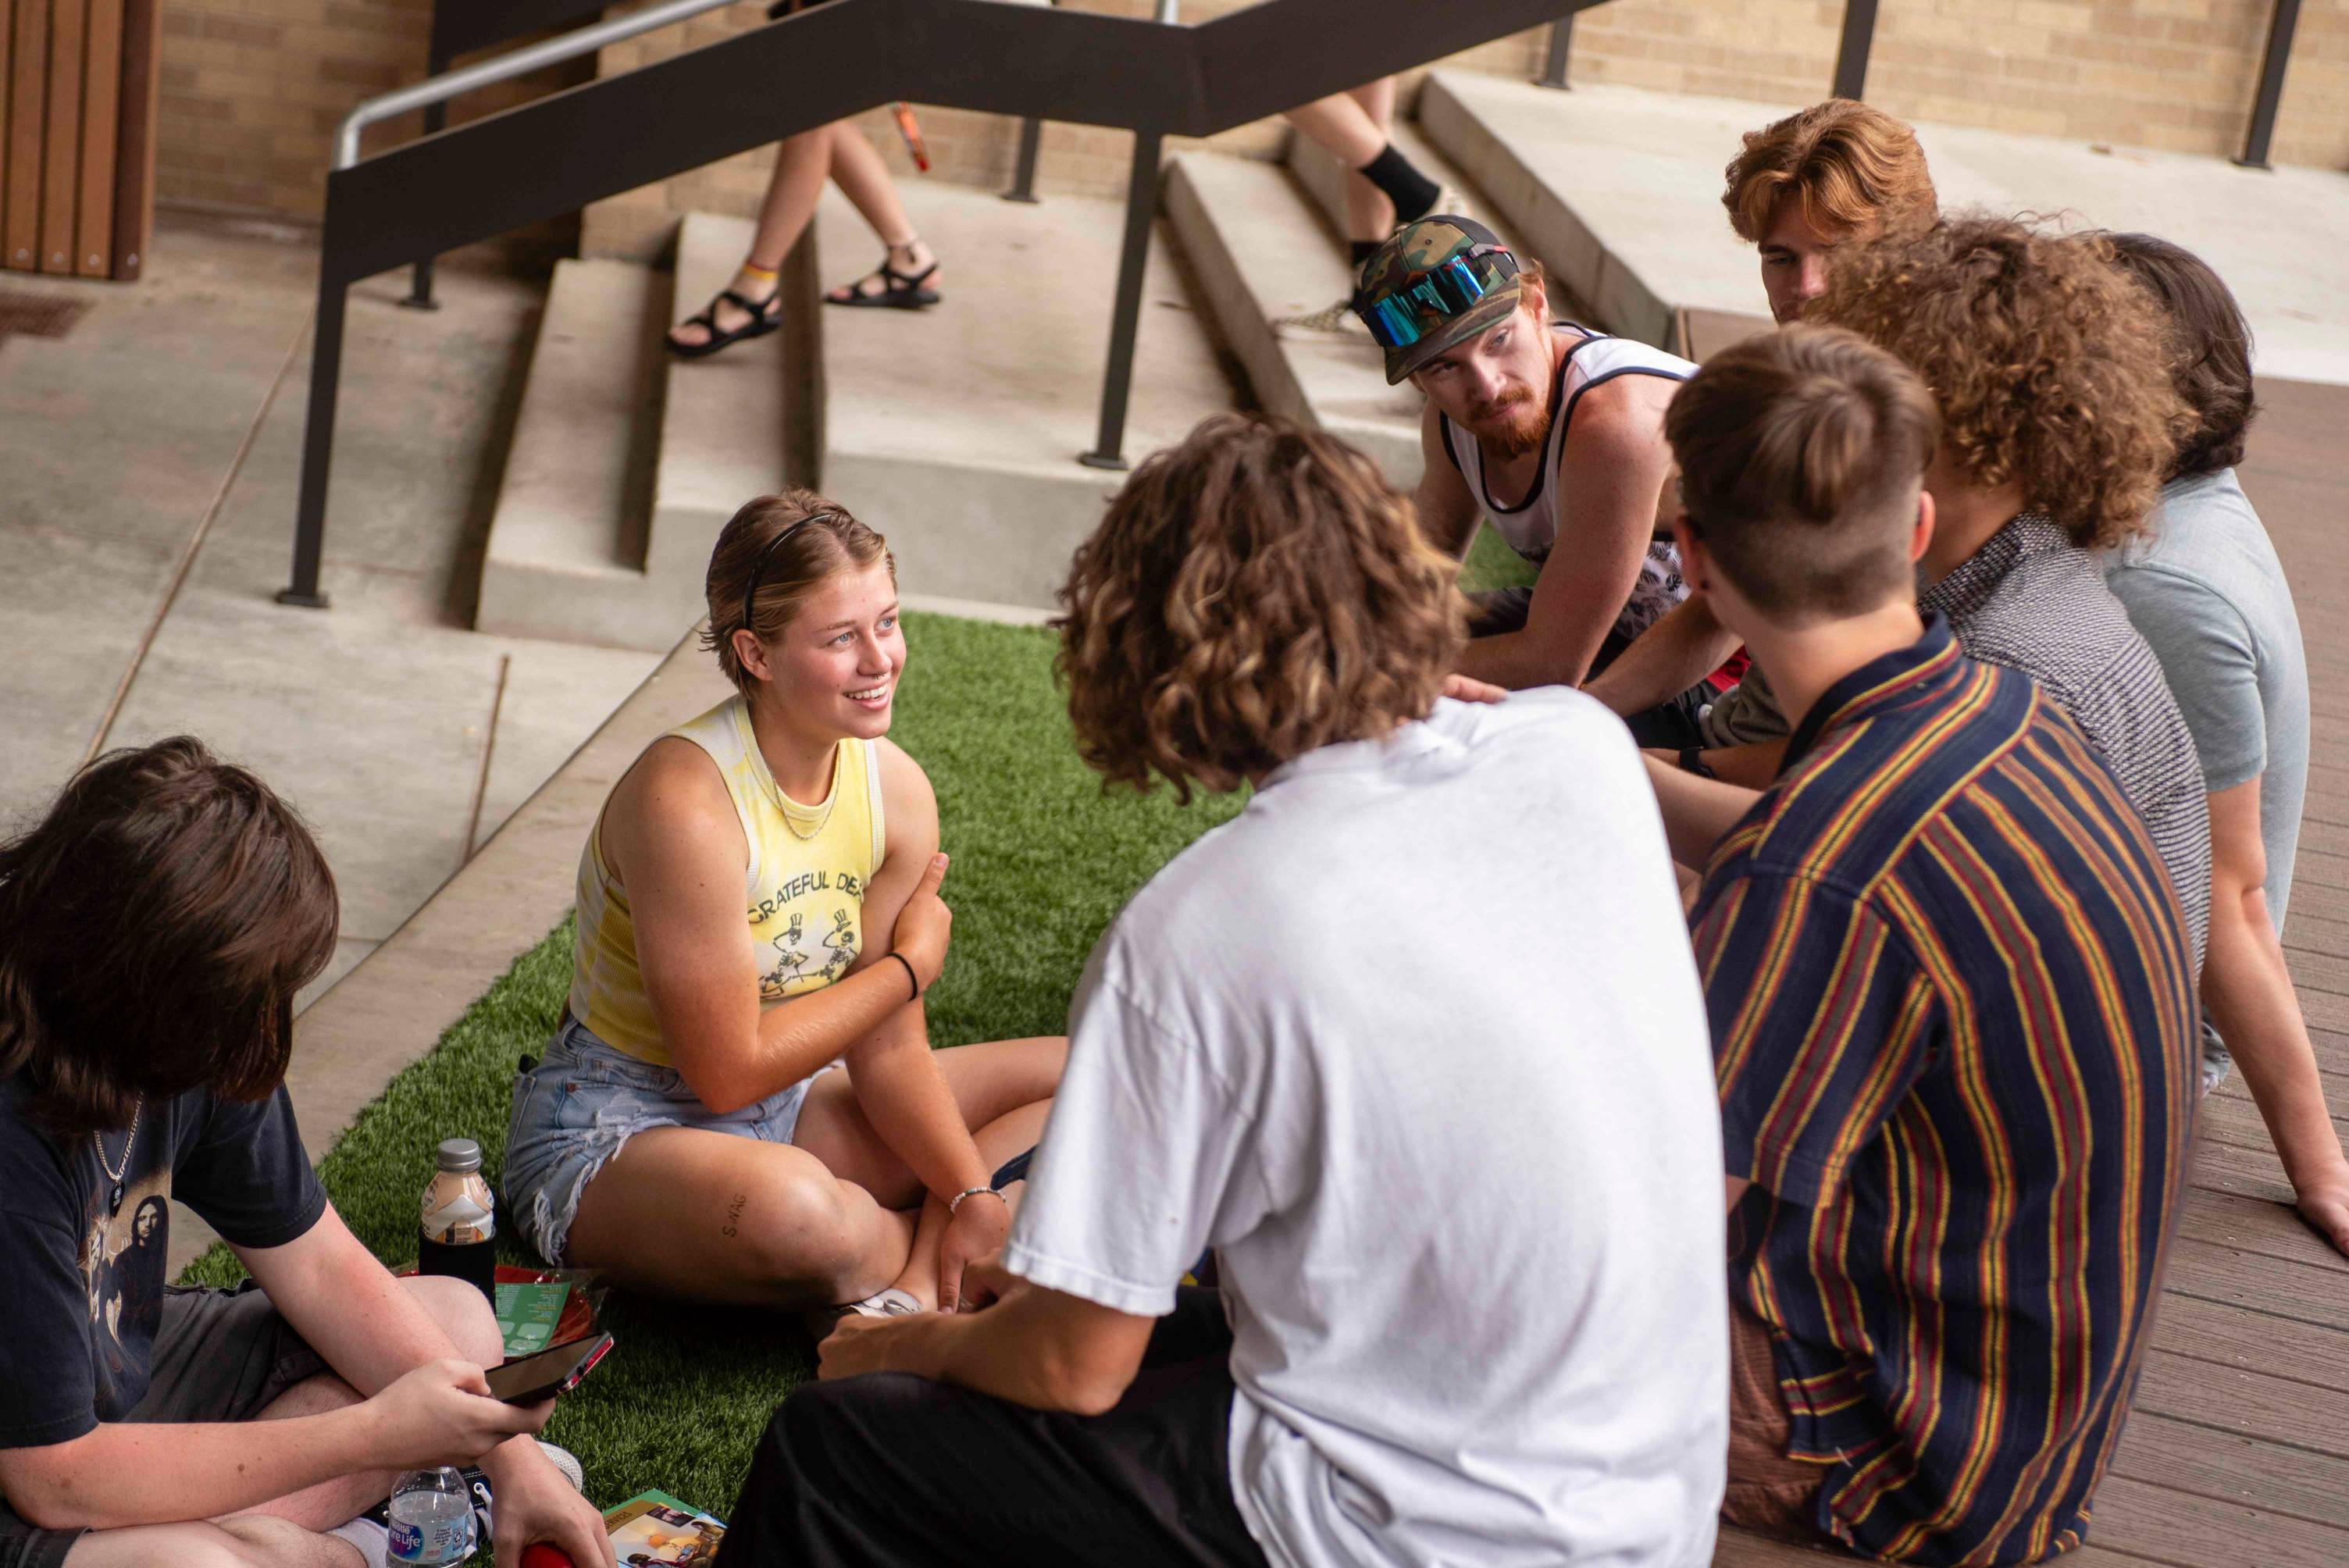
[476,214,790,650]
[472,70,1723,650]
[475,184,1239,651]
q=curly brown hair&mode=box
[1053,414,1465,801]
[1810,216,2192,550]
[1723,99,1937,245]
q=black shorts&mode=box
[0,1285,326,1568]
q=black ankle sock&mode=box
[1349,240,1380,268]
[1355,144,1442,226]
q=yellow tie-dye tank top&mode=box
[570,695,886,1066]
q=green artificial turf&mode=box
[1463,519,1540,593]
[179,551,1535,1545]
[178,611,1259,1541]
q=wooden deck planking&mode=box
[2168,1183,2347,1277]
[1711,372,2349,1563]
[2144,1288,2349,1392]
[2130,1355,2349,1459]
[2082,1475,2349,1568]
[2109,1414,2349,1533]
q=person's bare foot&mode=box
[667,264,782,353]
[825,238,942,306]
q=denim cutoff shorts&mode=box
[504,1014,818,1265]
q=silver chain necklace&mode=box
[94,1096,144,1216]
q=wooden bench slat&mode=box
[2132,1352,2349,1460]
[2144,1289,2349,1393]
[2084,1474,2349,1567]
[2159,1238,2349,1333]
[2111,1415,2349,1538]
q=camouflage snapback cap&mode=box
[1353,216,1524,385]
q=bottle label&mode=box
[422,1172,497,1245]
[387,1512,472,1563]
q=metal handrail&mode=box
[285,0,1603,607]
[334,0,737,169]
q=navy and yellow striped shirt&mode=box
[1693,616,2198,1566]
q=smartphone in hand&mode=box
[485,1331,614,1404]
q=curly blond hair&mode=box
[1723,100,1937,245]
[1810,217,2192,550]
[1053,415,1465,801]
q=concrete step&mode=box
[644,211,793,633]
[476,257,670,647]
[1283,112,1536,288]
[1161,150,1425,485]
[814,177,1238,613]
[1417,68,1684,351]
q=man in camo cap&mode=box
[1356,218,1724,742]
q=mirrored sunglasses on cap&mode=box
[1353,244,1521,351]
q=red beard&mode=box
[1459,390,1549,461]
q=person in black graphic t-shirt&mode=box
[0,739,615,1568]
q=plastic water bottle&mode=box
[419,1137,497,1299]
[387,1466,476,1565]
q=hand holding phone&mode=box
[486,1332,615,1405]
[370,1358,548,1468]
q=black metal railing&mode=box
[2236,0,2303,170]
[285,0,2304,606]
[285,0,1599,605]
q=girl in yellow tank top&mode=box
[571,697,887,1064]
[504,494,1064,1317]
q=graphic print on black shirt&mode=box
[84,1167,174,1413]
[0,1079,326,1449]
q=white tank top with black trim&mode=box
[1442,323,1698,643]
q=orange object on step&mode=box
[892,102,929,172]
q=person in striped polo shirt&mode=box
[1655,326,2199,1564]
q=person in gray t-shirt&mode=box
[2104,233,2347,1255]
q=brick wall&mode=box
[1562,0,2349,168]
[150,0,2347,237]
[155,0,584,221]
[578,0,1542,259]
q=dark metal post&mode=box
[1003,114,1043,202]
[280,279,348,608]
[779,219,826,489]
[401,59,450,310]
[2235,0,2301,169]
[1537,15,1571,89]
[1080,127,1162,472]
[1831,0,1878,100]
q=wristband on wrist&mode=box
[1677,745,1718,780]
[887,950,921,1003]
[948,1185,1007,1216]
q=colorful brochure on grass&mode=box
[493,1279,574,1356]
[603,1489,725,1564]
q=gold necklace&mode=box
[771,746,843,843]
[740,701,840,842]
[94,1096,144,1216]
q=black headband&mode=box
[740,510,841,636]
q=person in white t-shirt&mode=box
[718,414,1731,1568]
